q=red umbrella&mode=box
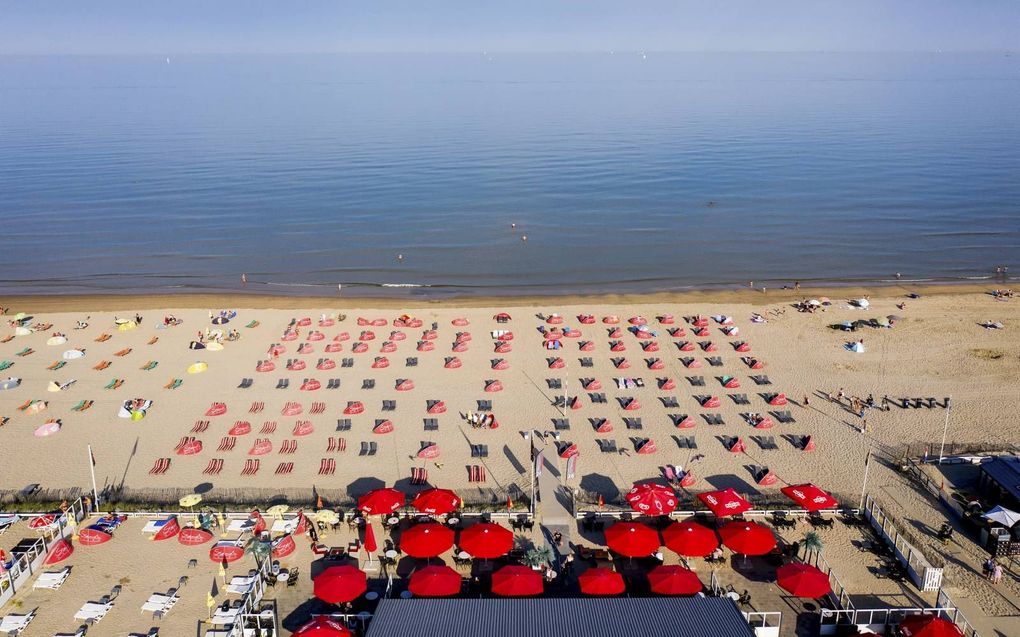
[292,615,352,637]
[780,484,839,512]
[363,522,378,554]
[604,521,660,557]
[625,482,678,515]
[898,615,965,637]
[408,565,462,597]
[491,565,544,596]
[459,523,514,558]
[313,565,368,604]
[400,523,454,558]
[697,488,752,517]
[662,521,719,557]
[412,488,460,515]
[357,488,406,515]
[719,521,776,555]
[647,565,703,595]
[776,563,832,598]
[578,567,625,596]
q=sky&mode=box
[0,0,1017,55]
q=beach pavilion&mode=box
[365,597,756,637]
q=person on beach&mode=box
[241,273,247,286]
[992,563,1003,584]
[837,388,845,402]
[803,395,809,407]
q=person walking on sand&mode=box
[803,395,809,407]
[837,388,845,403]
[992,563,1003,584]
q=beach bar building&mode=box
[366,597,759,637]
[978,455,1020,509]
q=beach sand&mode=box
[1,286,1019,632]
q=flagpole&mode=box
[87,444,100,510]
[859,448,871,509]
[937,397,952,465]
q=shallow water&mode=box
[1,52,1018,296]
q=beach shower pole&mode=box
[87,444,100,509]
[938,397,952,465]
[859,448,871,510]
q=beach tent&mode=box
[14,326,31,336]
[0,378,20,390]
[117,321,137,331]
[206,342,224,351]
[187,361,208,374]
[46,335,67,346]
[847,342,865,353]
[983,505,1020,528]
[62,349,85,360]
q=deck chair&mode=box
[707,357,723,366]
[368,442,378,456]
[547,379,562,389]
[276,378,289,389]
[362,379,376,390]
[423,418,439,431]
[579,357,593,367]
[359,442,369,456]
[660,396,679,408]
[687,375,705,386]
[410,467,428,485]
[382,400,396,411]
[238,378,252,388]
[624,417,643,430]
[336,418,352,431]
[772,411,795,423]
[553,418,570,431]
[750,375,771,385]
[703,413,724,425]
[730,393,750,405]
[406,357,418,367]
[589,392,607,404]
[341,358,354,368]
[678,436,697,449]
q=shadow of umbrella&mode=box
[347,477,386,499]
[194,483,215,495]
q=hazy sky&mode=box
[1,0,1017,54]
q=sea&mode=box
[1,52,1018,297]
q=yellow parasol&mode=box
[266,504,290,519]
[314,509,339,524]
[179,494,203,509]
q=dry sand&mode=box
[1,287,1018,633]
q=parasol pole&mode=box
[87,444,100,510]
[937,397,952,464]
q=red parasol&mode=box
[153,516,181,541]
[272,534,297,559]
[314,565,368,604]
[776,563,832,598]
[662,521,719,557]
[44,538,74,565]
[898,615,965,637]
[364,523,378,554]
[179,527,213,546]
[411,488,460,515]
[647,565,703,595]
[697,488,752,517]
[719,521,777,555]
[400,523,454,558]
[780,484,839,512]
[459,523,514,558]
[491,565,544,596]
[357,488,406,515]
[292,615,352,637]
[578,567,625,596]
[408,565,462,597]
[604,521,660,557]
[625,482,678,515]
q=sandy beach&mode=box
[1,286,1016,506]
[1,286,1019,635]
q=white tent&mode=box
[983,505,1020,528]
[848,342,865,353]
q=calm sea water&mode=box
[1,53,1018,297]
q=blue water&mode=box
[1,52,1018,296]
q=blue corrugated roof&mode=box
[982,456,1020,502]
[367,597,755,637]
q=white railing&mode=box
[743,611,782,637]
[820,606,977,637]
[862,495,943,591]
